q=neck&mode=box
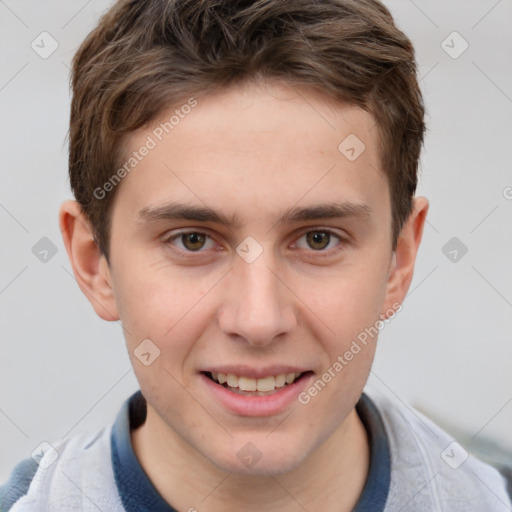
[131,406,369,512]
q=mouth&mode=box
[202,370,312,396]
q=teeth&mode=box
[209,372,303,392]
[256,376,276,392]
[285,372,296,384]
[274,374,286,388]
[227,374,238,387]
[238,376,257,392]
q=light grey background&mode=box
[1,0,511,481]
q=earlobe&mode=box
[381,196,429,317]
[59,200,119,321]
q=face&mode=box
[105,80,398,474]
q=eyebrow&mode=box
[137,201,373,229]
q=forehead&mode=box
[114,80,387,226]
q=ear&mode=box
[59,200,119,321]
[381,196,429,317]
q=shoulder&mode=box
[0,456,40,512]
[0,426,124,512]
[364,386,512,511]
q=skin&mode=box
[60,79,428,512]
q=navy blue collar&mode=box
[353,392,391,511]
[111,391,172,511]
[111,390,390,511]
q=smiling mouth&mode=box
[203,371,312,396]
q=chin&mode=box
[204,438,307,476]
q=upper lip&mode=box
[202,365,312,379]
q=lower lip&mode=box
[200,372,313,417]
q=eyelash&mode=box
[162,228,347,259]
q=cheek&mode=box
[296,272,386,416]
[298,261,390,345]
[115,260,200,332]
[113,263,218,375]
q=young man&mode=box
[1,0,510,510]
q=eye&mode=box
[163,228,345,257]
[293,229,343,252]
[165,231,215,252]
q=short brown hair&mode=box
[69,0,425,260]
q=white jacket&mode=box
[1,388,511,511]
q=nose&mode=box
[218,251,297,347]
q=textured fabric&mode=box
[368,386,512,511]
[0,458,39,512]
[1,427,125,512]
[1,387,511,511]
